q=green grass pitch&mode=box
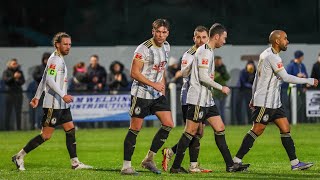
[1,124,319,179]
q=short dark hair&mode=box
[152,19,170,30]
[90,54,99,60]
[214,56,222,60]
[52,32,71,48]
[209,23,226,38]
[194,26,208,36]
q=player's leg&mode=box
[122,96,148,175]
[62,111,93,170]
[12,108,55,170]
[274,117,313,170]
[233,107,267,165]
[141,110,173,174]
[12,126,54,171]
[170,119,199,173]
[162,105,187,171]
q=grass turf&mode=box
[0,124,319,179]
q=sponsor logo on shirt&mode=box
[277,62,283,68]
[49,64,56,69]
[152,61,167,72]
[202,59,208,65]
[134,53,143,60]
[181,60,188,65]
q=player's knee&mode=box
[280,127,290,134]
[214,125,225,132]
[163,121,174,128]
[40,133,51,141]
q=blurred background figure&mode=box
[311,53,320,88]
[69,62,89,91]
[166,56,183,89]
[236,60,256,125]
[28,52,50,129]
[2,58,25,130]
[212,56,230,122]
[282,50,308,123]
[107,61,129,94]
[87,54,107,91]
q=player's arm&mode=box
[45,58,66,98]
[130,52,164,92]
[269,56,315,86]
[181,54,193,77]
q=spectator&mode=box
[87,55,107,91]
[2,58,25,130]
[29,52,50,129]
[236,61,256,124]
[69,62,89,91]
[32,52,50,84]
[311,53,320,88]
[282,50,308,123]
[166,57,183,89]
[107,61,129,94]
[212,56,230,122]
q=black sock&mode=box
[150,125,172,153]
[171,143,178,154]
[281,133,297,161]
[66,128,77,159]
[214,131,233,167]
[23,134,45,153]
[124,129,139,161]
[235,130,257,159]
[172,132,193,169]
[189,135,200,162]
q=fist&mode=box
[314,79,319,87]
[30,98,39,108]
[63,95,73,104]
[221,86,230,95]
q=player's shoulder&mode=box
[48,51,61,63]
[186,45,197,55]
[261,47,281,61]
[142,39,153,49]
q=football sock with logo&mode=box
[66,128,77,158]
[189,135,201,163]
[124,129,139,161]
[214,131,233,167]
[172,132,193,169]
[150,125,172,153]
[280,132,297,161]
[23,134,45,153]
[235,130,257,159]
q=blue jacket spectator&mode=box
[282,50,308,89]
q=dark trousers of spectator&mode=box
[280,88,291,123]
[214,97,227,122]
[297,89,307,123]
[236,89,251,125]
[5,92,23,130]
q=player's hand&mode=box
[313,79,319,87]
[221,86,230,95]
[153,82,165,92]
[30,98,39,108]
[249,100,255,111]
[63,95,73,104]
[14,72,21,79]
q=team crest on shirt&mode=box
[198,111,204,119]
[277,62,283,68]
[51,117,57,125]
[134,107,141,115]
[202,59,208,65]
[262,114,269,122]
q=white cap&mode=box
[168,56,179,66]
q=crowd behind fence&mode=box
[1,86,319,131]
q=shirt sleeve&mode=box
[197,49,223,90]
[267,55,285,73]
[43,57,66,98]
[133,45,148,63]
[181,53,194,77]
